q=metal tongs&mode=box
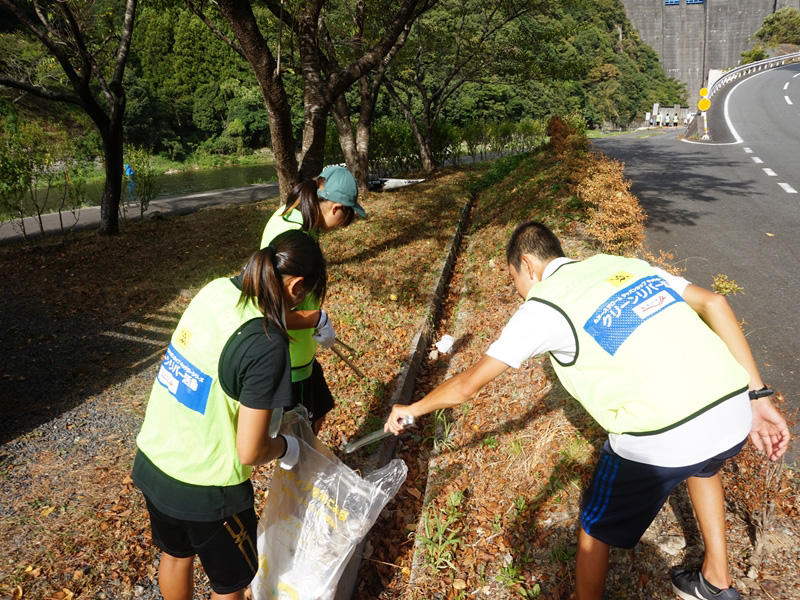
[332,338,366,379]
[343,415,414,454]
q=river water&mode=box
[10,163,277,219]
[96,162,277,204]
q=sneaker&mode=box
[671,568,742,600]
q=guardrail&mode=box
[709,51,800,98]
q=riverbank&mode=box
[0,182,278,244]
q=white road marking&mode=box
[784,82,790,90]
[744,147,752,153]
[778,183,798,194]
[794,73,800,78]
[763,168,777,176]
[691,65,798,146]
[786,96,794,105]
[752,157,764,164]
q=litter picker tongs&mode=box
[343,415,414,454]
[332,338,366,379]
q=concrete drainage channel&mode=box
[335,194,476,599]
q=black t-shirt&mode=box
[133,277,293,521]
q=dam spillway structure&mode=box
[619,0,800,103]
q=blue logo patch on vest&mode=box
[584,275,684,355]
[156,343,213,414]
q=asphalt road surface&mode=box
[592,62,800,462]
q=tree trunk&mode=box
[354,120,372,192]
[298,105,328,181]
[331,96,362,186]
[99,128,123,236]
[217,0,299,198]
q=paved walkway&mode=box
[0,182,280,244]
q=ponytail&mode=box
[239,230,327,336]
[282,180,324,232]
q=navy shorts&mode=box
[580,437,747,549]
[144,497,258,594]
[292,360,335,422]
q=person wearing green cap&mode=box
[259,165,365,433]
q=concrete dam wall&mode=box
[620,0,800,104]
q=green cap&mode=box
[318,165,366,218]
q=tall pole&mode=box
[702,0,709,86]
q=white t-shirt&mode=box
[486,258,752,467]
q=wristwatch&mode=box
[748,386,774,400]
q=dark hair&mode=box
[239,230,327,337]
[506,221,565,269]
[282,179,355,232]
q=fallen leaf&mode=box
[40,506,56,517]
[453,578,467,590]
[765,232,775,237]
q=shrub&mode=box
[576,154,645,255]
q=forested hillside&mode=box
[0,0,685,232]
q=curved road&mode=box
[592,62,800,462]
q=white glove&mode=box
[312,310,335,349]
[278,434,299,470]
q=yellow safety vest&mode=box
[527,255,749,434]
[136,278,264,486]
[260,207,319,382]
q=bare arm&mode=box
[682,284,763,388]
[682,284,789,460]
[384,355,509,434]
[236,406,288,466]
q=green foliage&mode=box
[741,45,769,65]
[122,147,160,220]
[754,7,800,46]
[419,489,466,572]
[467,152,529,194]
[711,273,743,296]
[548,545,576,564]
[127,4,267,156]
[482,435,499,449]
[0,123,90,237]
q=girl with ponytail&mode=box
[259,165,365,433]
[132,230,326,600]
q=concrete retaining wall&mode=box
[620,0,800,103]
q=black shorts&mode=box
[144,497,258,594]
[292,360,335,422]
[580,438,747,549]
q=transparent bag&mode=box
[250,409,408,600]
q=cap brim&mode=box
[352,203,367,219]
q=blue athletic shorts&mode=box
[579,437,747,549]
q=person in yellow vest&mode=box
[132,230,327,600]
[260,165,366,433]
[384,221,789,600]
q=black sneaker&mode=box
[671,568,742,600]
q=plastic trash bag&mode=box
[250,409,408,600]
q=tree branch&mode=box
[0,77,82,105]
[186,0,246,60]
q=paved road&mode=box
[0,181,280,244]
[592,66,800,461]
